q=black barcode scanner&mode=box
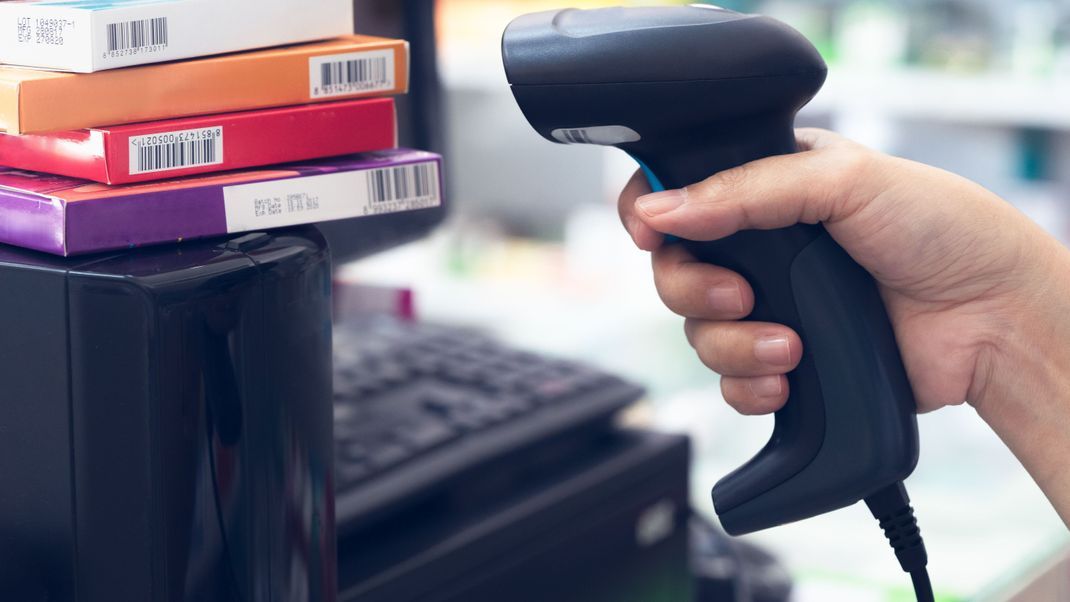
[503,8,933,597]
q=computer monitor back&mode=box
[0,228,336,602]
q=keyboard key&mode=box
[410,359,440,375]
[442,367,480,385]
[376,363,411,386]
[334,420,368,442]
[394,421,458,451]
[482,404,516,424]
[534,379,576,403]
[447,410,491,432]
[338,442,370,463]
[334,403,358,422]
[336,462,372,487]
[495,396,534,418]
[421,390,465,413]
[366,444,410,470]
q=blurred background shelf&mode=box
[811,68,1070,130]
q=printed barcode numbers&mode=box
[15,17,74,46]
[106,17,168,55]
[310,49,396,98]
[128,127,224,175]
[366,163,439,206]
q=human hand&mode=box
[619,128,1070,524]
[619,128,1070,417]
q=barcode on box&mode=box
[320,57,387,87]
[309,49,396,99]
[222,158,442,232]
[106,17,168,55]
[366,163,439,205]
[128,127,224,175]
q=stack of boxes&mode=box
[0,0,443,257]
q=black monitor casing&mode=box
[0,228,336,602]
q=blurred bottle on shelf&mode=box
[835,0,909,69]
[756,1,837,61]
[1053,8,1070,77]
[904,0,994,72]
[1012,0,1059,76]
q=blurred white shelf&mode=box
[439,47,509,91]
[808,68,1070,130]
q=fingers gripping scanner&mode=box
[503,7,932,598]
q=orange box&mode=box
[0,35,409,134]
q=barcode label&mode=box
[365,163,439,205]
[128,127,224,175]
[309,49,396,99]
[222,159,442,233]
[551,126,642,146]
[558,129,592,144]
[106,17,168,55]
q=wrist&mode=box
[969,236,1070,525]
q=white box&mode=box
[0,0,354,73]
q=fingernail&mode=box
[636,189,686,216]
[754,336,792,366]
[709,282,744,314]
[749,375,783,398]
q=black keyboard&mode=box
[332,315,644,534]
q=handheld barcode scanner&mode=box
[504,6,934,599]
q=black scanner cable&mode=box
[865,482,933,602]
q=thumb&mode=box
[633,129,877,241]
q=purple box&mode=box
[0,149,443,256]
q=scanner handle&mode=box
[629,112,919,535]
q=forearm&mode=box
[976,369,1070,526]
[971,240,1070,526]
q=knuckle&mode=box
[833,144,874,180]
[693,332,724,370]
[652,250,692,308]
[824,144,877,213]
[796,127,833,150]
[693,327,736,373]
[720,379,749,411]
[651,257,681,297]
[717,163,751,188]
[720,377,735,398]
[698,164,750,200]
[694,338,722,371]
[682,318,700,347]
[655,287,685,315]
